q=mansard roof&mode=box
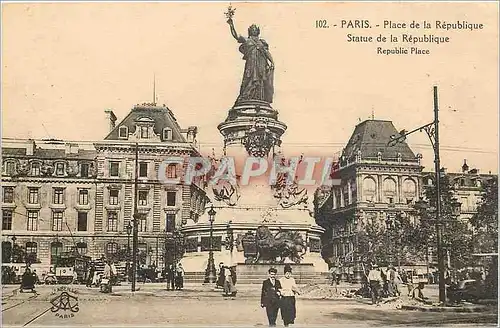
[342,119,417,162]
[2,145,97,160]
[104,103,186,142]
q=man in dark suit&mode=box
[261,267,282,327]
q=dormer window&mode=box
[4,161,15,175]
[163,128,172,141]
[31,162,41,176]
[55,162,65,176]
[119,126,128,139]
[140,126,149,139]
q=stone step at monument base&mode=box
[183,271,330,285]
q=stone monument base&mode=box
[235,263,326,284]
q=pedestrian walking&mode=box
[175,263,185,290]
[367,264,383,305]
[167,264,175,290]
[223,265,237,297]
[217,262,225,288]
[110,261,118,286]
[387,266,396,297]
[102,260,112,293]
[328,266,335,286]
[87,263,95,287]
[260,267,282,327]
[279,264,300,327]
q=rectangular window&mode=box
[27,211,38,231]
[167,191,176,207]
[107,212,118,232]
[166,214,175,232]
[139,216,147,232]
[52,211,63,231]
[2,210,12,230]
[163,128,172,141]
[31,163,40,176]
[78,189,89,205]
[119,126,128,138]
[80,163,89,178]
[55,163,65,176]
[53,188,64,204]
[201,236,222,251]
[3,187,14,203]
[140,126,149,139]
[388,197,394,204]
[77,212,87,231]
[110,162,119,177]
[109,189,119,205]
[138,190,148,206]
[28,188,39,204]
[139,162,148,178]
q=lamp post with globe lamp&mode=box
[204,205,217,283]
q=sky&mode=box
[2,2,498,173]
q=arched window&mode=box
[403,179,417,204]
[26,242,37,255]
[26,242,38,263]
[50,241,63,264]
[383,178,397,203]
[30,162,41,176]
[363,177,376,202]
[4,161,15,175]
[138,243,148,265]
[167,164,177,179]
[2,242,12,263]
[106,242,118,257]
[76,242,87,255]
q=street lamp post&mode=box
[126,222,132,282]
[11,235,17,263]
[388,86,446,303]
[226,222,234,263]
[204,205,217,283]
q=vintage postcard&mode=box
[1,1,498,327]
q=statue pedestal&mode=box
[235,263,326,284]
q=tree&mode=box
[416,174,473,269]
[470,177,498,253]
[357,213,423,267]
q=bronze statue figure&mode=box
[227,15,275,104]
[251,226,306,263]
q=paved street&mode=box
[2,284,497,327]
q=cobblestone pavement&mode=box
[2,284,497,327]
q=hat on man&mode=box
[268,267,277,274]
[284,264,292,274]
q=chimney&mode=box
[462,159,469,173]
[26,139,36,156]
[186,126,198,143]
[105,110,117,132]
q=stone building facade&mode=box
[314,119,497,278]
[1,103,207,272]
[314,119,424,277]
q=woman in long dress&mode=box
[279,264,300,327]
[227,17,275,104]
